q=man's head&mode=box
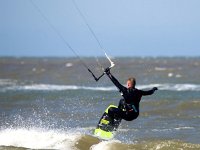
[126,77,136,88]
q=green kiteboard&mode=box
[94,105,122,140]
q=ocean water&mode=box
[0,57,200,150]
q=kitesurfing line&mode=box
[72,0,103,51]
[72,0,115,70]
[29,0,86,67]
[29,0,108,81]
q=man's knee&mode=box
[108,107,116,115]
[108,107,122,119]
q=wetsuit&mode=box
[106,71,157,121]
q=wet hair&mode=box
[127,77,136,88]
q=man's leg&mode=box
[108,107,122,128]
[108,107,121,119]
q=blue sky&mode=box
[0,0,200,57]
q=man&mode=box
[104,68,158,124]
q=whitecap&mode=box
[0,128,81,150]
[174,127,194,130]
[1,81,200,92]
[168,73,173,77]
[91,140,121,150]
[175,74,182,78]
[32,68,36,72]
[155,67,167,71]
[0,79,17,86]
[65,63,73,67]
[4,84,116,91]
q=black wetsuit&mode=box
[106,72,157,121]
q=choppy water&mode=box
[0,57,200,150]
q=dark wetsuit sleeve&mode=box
[140,88,155,96]
[107,73,127,93]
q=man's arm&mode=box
[105,68,127,93]
[140,87,158,96]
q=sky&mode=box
[0,0,200,57]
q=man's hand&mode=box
[152,87,158,91]
[104,67,111,75]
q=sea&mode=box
[0,57,200,150]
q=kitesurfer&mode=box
[104,68,158,124]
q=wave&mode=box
[1,79,200,92]
[0,79,17,86]
[150,83,200,91]
[90,140,200,150]
[0,128,82,150]
[0,128,200,150]
[3,84,116,91]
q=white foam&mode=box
[1,79,200,92]
[152,126,194,132]
[5,84,116,91]
[0,79,17,86]
[175,74,182,78]
[168,73,173,77]
[138,83,200,91]
[91,140,121,150]
[0,128,80,149]
[174,127,194,130]
[155,67,168,71]
[32,68,36,72]
[65,63,73,67]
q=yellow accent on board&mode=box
[100,119,109,125]
[94,128,113,139]
[105,105,117,113]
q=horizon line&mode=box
[0,55,199,58]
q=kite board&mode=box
[94,105,122,140]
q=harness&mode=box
[126,103,138,113]
[120,99,138,113]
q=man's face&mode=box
[126,80,133,88]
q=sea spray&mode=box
[0,128,81,149]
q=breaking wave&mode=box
[0,128,82,150]
[1,79,200,92]
[0,128,199,150]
